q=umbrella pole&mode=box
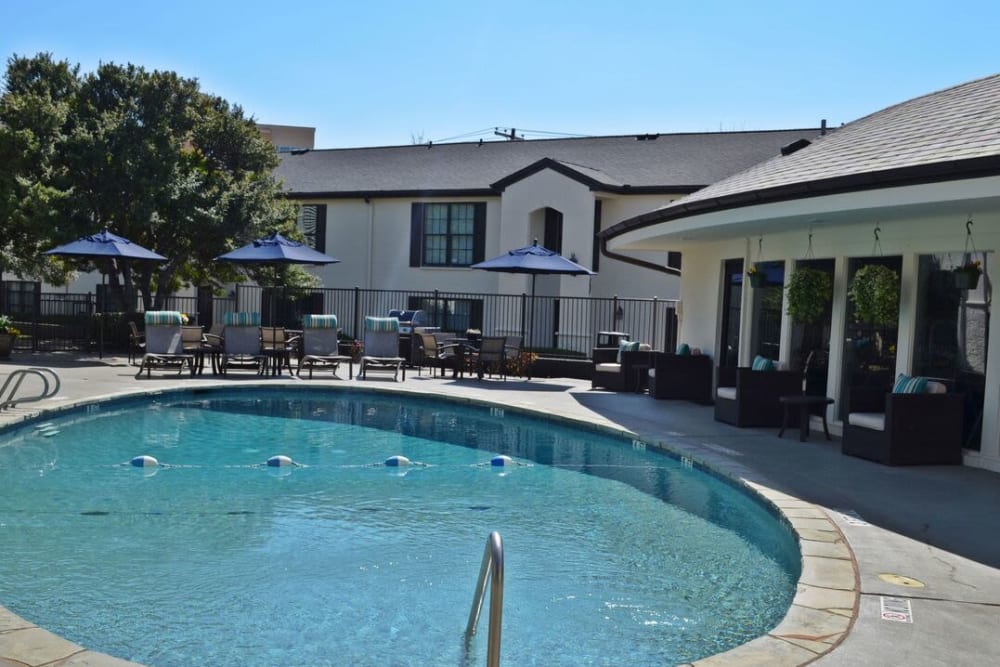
[98,268,105,359]
[529,274,537,350]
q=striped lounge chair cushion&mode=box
[302,314,338,329]
[364,316,399,332]
[225,311,261,327]
[144,311,184,325]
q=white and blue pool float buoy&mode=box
[130,455,159,468]
[491,455,513,467]
[384,455,412,467]
[266,455,295,467]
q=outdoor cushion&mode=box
[617,339,641,363]
[144,311,183,325]
[676,343,690,356]
[303,314,338,329]
[716,386,738,401]
[225,311,261,327]
[365,316,399,332]
[751,355,775,371]
[926,380,947,394]
[595,362,621,373]
[893,374,929,394]
[847,412,886,431]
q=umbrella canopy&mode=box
[43,229,167,261]
[470,239,594,278]
[214,232,339,265]
[471,240,594,348]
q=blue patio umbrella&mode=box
[43,229,167,261]
[471,239,594,346]
[214,232,339,265]
[215,232,340,325]
[43,229,168,357]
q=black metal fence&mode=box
[1,280,678,357]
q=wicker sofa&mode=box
[647,352,713,403]
[842,382,963,465]
[714,364,802,427]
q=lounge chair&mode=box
[135,311,196,378]
[219,312,266,375]
[359,316,405,381]
[298,314,352,379]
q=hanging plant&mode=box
[785,267,832,323]
[746,263,766,288]
[849,264,899,326]
[953,259,982,290]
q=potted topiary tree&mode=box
[785,267,833,324]
[849,264,899,326]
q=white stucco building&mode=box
[603,73,1000,472]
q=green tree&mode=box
[0,53,302,310]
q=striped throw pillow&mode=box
[144,311,183,325]
[365,316,399,332]
[302,314,338,329]
[676,343,691,356]
[751,355,775,371]
[893,375,929,394]
[225,311,261,327]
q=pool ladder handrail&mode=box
[465,531,504,667]
[0,367,61,410]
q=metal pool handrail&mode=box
[465,531,504,667]
[0,367,61,410]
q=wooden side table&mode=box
[778,395,834,442]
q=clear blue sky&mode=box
[3,0,997,149]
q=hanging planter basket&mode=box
[953,270,981,290]
[747,264,767,288]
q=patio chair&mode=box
[713,356,803,427]
[181,325,209,375]
[298,314,352,379]
[415,331,461,377]
[359,316,406,381]
[503,335,531,379]
[127,321,145,366]
[261,326,294,375]
[472,336,508,380]
[219,312,266,375]
[842,376,964,465]
[135,311,196,378]
[647,349,713,403]
[591,341,652,391]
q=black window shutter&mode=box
[315,204,327,253]
[592,200,602,272]
[472,203,486,263]
[410,203,425,267]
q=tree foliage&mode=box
[0,52,302,310]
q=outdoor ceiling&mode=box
[608,175,1000,251]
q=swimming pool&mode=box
[0,387,799,666]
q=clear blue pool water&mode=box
[0,388,799,666]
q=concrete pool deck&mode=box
[1,352,998,666]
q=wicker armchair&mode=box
[591,345,652,392]
[714,365,802,427]
[648,352,713,403]
[842,383,963,465]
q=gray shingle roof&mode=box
[603,73,1000,236]
[274,130,824,197]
